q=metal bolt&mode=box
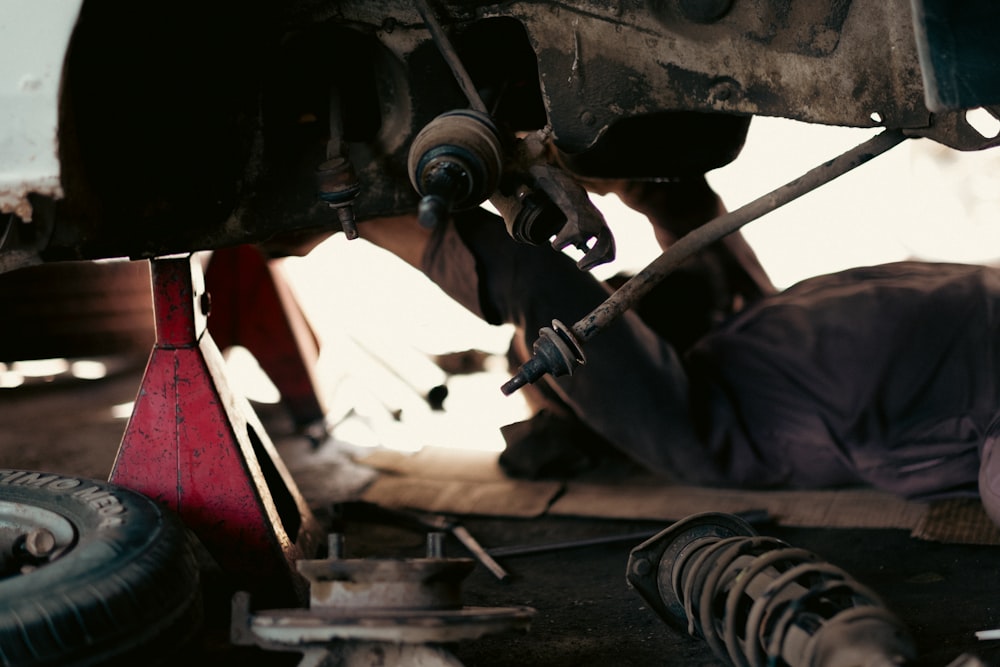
[427,532,446,558]
[328,533,345,559]
[316,155,362,240]
[630,556,652,578]
[709,78,738,103]
[333,205,359,240]
[417,195,450,230]
[23,528,56,559]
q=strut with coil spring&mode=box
[627,513,916,667]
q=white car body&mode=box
[0,0,82,221]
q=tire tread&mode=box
[0,472,202,667]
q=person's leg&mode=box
[362,213,615,477]
[687,262,999,497]
[419,208,722,482]
[610,176,776,310]
[358,214,433,272]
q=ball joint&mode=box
[407,110,504,228]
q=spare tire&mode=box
[0,470,202,666]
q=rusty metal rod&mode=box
[501,129,907,395]
[413,0,488,114]
[486,509,770,559]
[574,128,907,341]
[451,524,511,582]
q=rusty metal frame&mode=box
[0,0,996,268]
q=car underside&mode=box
[4,4,1000,665]
[2,0,999,274]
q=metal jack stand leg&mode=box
[205,245,327,434]
[110,254,323,607]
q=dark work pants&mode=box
[423,208,723,482]
[423,210,1000,518]
[687,261,1000,504]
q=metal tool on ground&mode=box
[487,509,770,559]
[232,532,533,667]
[336,501,511,581]
[627,512,916,667]
[502,129,908,395]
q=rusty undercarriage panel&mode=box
[1,0,998,270]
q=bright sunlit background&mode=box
[275,117,1000,454]
[8,117,996,456]
[713,116,1000,287]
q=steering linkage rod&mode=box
[501,128,908,395]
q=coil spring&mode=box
[628,513,916,667]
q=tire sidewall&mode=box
[1,470,161,596]
[0,470,202,666]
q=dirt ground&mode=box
[2,361,999,666]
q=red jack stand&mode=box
[109,254,323,607]
[204,245,326,433]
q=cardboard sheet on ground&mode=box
[360,476,561,518]
[548,483,926,529]
[912,499,1000,545]
[357,447,1000,545]
[358,447,560,518]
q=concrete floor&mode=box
[2,358,1000,666]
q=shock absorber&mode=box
[626,513,917,667]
